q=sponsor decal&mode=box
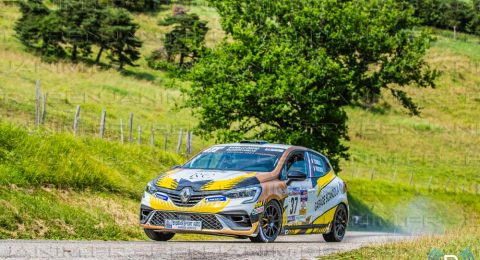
[300,189,308,202]
[265,148,285,153]
[288,187,300,195]
[287,215,296,222]
[189,171,216,180]
[254,206,264,214]
[206,196,227,202]
[296,215,307,223]
[255,201,264,208]
[299,201,307,215]
[311,158,322,165]
[314,186,339,211]
[154,193,168,201]
[251,201,265,215]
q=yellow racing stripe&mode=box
[316,171,336,195]
[156,169,179,190]
[201,172,256,191]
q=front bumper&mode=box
[140,191,262,237]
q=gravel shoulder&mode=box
[0,231,414,260]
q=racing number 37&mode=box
[289,197,299,215]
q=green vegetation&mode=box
[187,0,436,171]
[0,0,479,243]
[153,6,208,68]
[15,0,142,68]
[0,122,181,194]
[400,0,480,36]
[320,227,480,259]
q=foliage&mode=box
[154,9,208,67]
[105,0,163,12]
[56,0,103,60]
[14,0,142,69]
[101,8,143,69]
[400,0,480,36]
[187,0,437,171]
[14,0,65,57]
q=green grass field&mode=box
[0,1,479,244]
[320,227,480,259]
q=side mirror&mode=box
[286,170,307,185]
[171,165,181,170]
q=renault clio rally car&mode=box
[140,141,348,243]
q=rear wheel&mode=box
[250,201,282,243]
[323,204,347,242]
[144,229,175,241]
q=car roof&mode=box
[214,142,294,150]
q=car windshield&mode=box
[183,146,285,172]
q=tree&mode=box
[467,0,480,36]
[158,9,208,66]
[57,0,103,61]
[15,0,65,57]
[186,0,437,171]
[108,0,162,11]
[15,0,49,47]
[102,8,142,69]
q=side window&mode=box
[280,151,308,180]
[309,152,331,177]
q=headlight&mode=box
[224,185,262,204]
[145,182,157,194]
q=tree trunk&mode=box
[179,53,184,66]
[95,47,104,63]
[72,45,77,60]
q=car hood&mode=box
[153,168,260,191]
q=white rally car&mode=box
[140,141,348,243]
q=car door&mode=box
[306,151,340,233]
[282,151,317,230]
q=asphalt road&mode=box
[0,232,414,260]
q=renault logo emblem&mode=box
[180,187,193,203]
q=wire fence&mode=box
[2,80,203,156]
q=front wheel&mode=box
[144,229,175,241]
[250,201,282,243]
[323,204,347,242]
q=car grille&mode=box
[167,192,205,207]
[148,211,223,230]
[158,188,222,207]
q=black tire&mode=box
[250,201,282,243]
[323,204,348,242]
[144,229,175,241]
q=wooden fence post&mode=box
[427,176,433,190]
[35,80,40,127]
[138,126,142,144]
[120,119,124,144]
[41,93,46,126]
[409,172,414,185]
[150,127,155,146]
[73,105,81,135]
[100,110,106,138]
[370,169,375,181]
[176,128,183,154]
[164,132,168,151]
[128,112,133,142]
[392,169,397,182]
[186,131,192,155]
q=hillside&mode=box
[0,1,479,240]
